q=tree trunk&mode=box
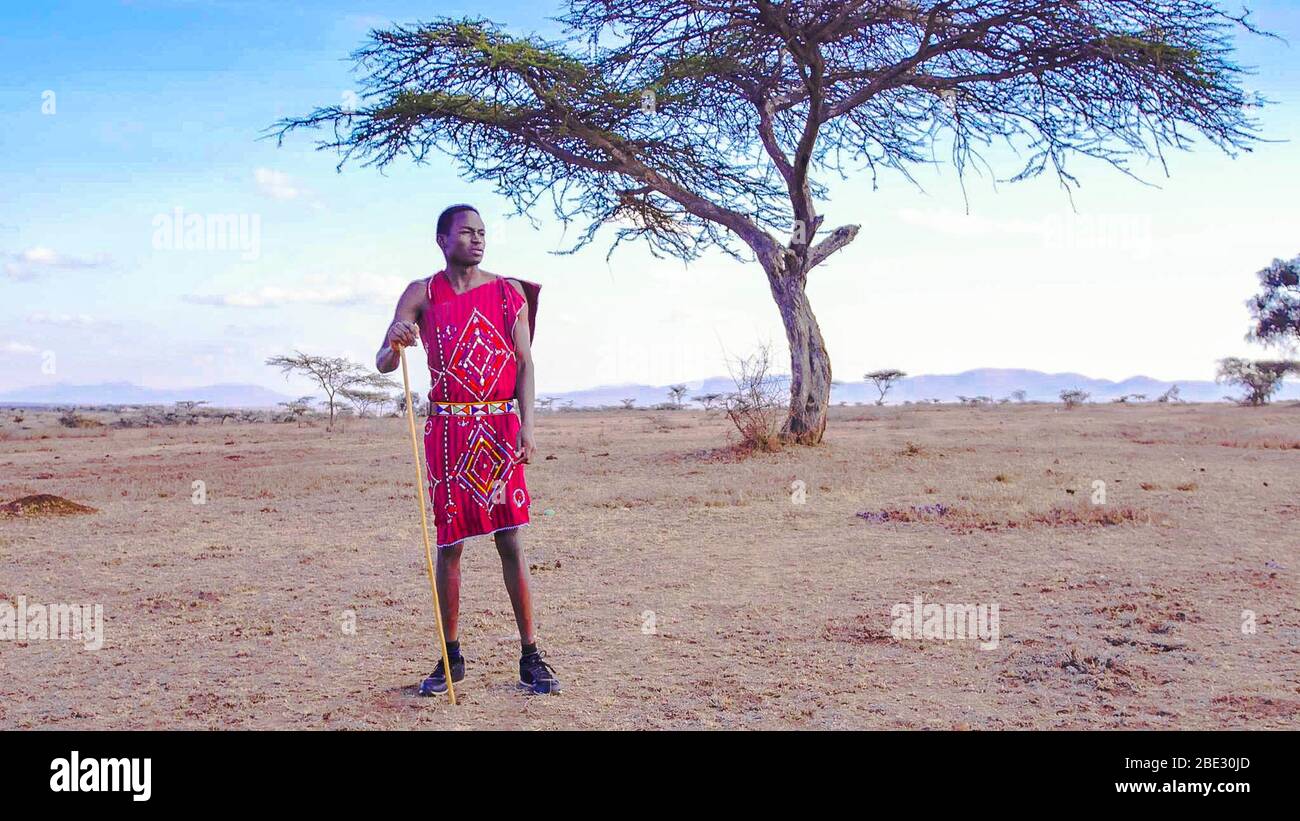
[767,268,831,445]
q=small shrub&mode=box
[1060,389,1090,408]
[721,342,785,453]
[58,409,103,428]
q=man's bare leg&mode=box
[419,540,466,696]
[494,526,560,692]
[435,540,464,642]
[493,526,534,644]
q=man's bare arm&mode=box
[375,280,426,373]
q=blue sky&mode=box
[2,0,1298,400]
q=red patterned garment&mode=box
[419,270,541,547]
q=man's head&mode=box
[436,204,484,266]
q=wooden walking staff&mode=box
[396,343,456,705]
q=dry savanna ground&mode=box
[1,402,1297,729]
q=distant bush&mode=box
[58,409,102,428]
[1060,389,1090,408]
[692,393,723,412]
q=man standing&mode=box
[377,204,560,695]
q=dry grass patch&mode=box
[855,500,1170,533]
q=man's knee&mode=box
[494,528,522,559]
[438,542,464,566]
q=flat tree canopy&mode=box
[1216,356,1298,406]
[267,351,398,430]
[269,0,1276,443]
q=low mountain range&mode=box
[543,367,1299,407]
[0,381,301,408]
[0,368,1294,409]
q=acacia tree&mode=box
[1216,357,1297,406]
[279,395,316,426]
[1247,254,1300,354]
[268,0,1273,444]
[266,351,399,430]
[865,368,906,405]
[693,391,724,410]
[1060,388,1089,407]
[173,400,210,425]
[342,387,398,417]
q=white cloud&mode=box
[3,247,111,280]
[26,311,97,326]
[187,285,357,307]
[254,167,301,200]
[2,341,39,354]
[185,271,409,308]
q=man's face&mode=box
[439,210,485,266]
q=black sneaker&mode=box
[518,650,561,694]
[418,654,465,696]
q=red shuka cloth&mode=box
[419,270,540,547]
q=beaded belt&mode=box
[429,399,516,417]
